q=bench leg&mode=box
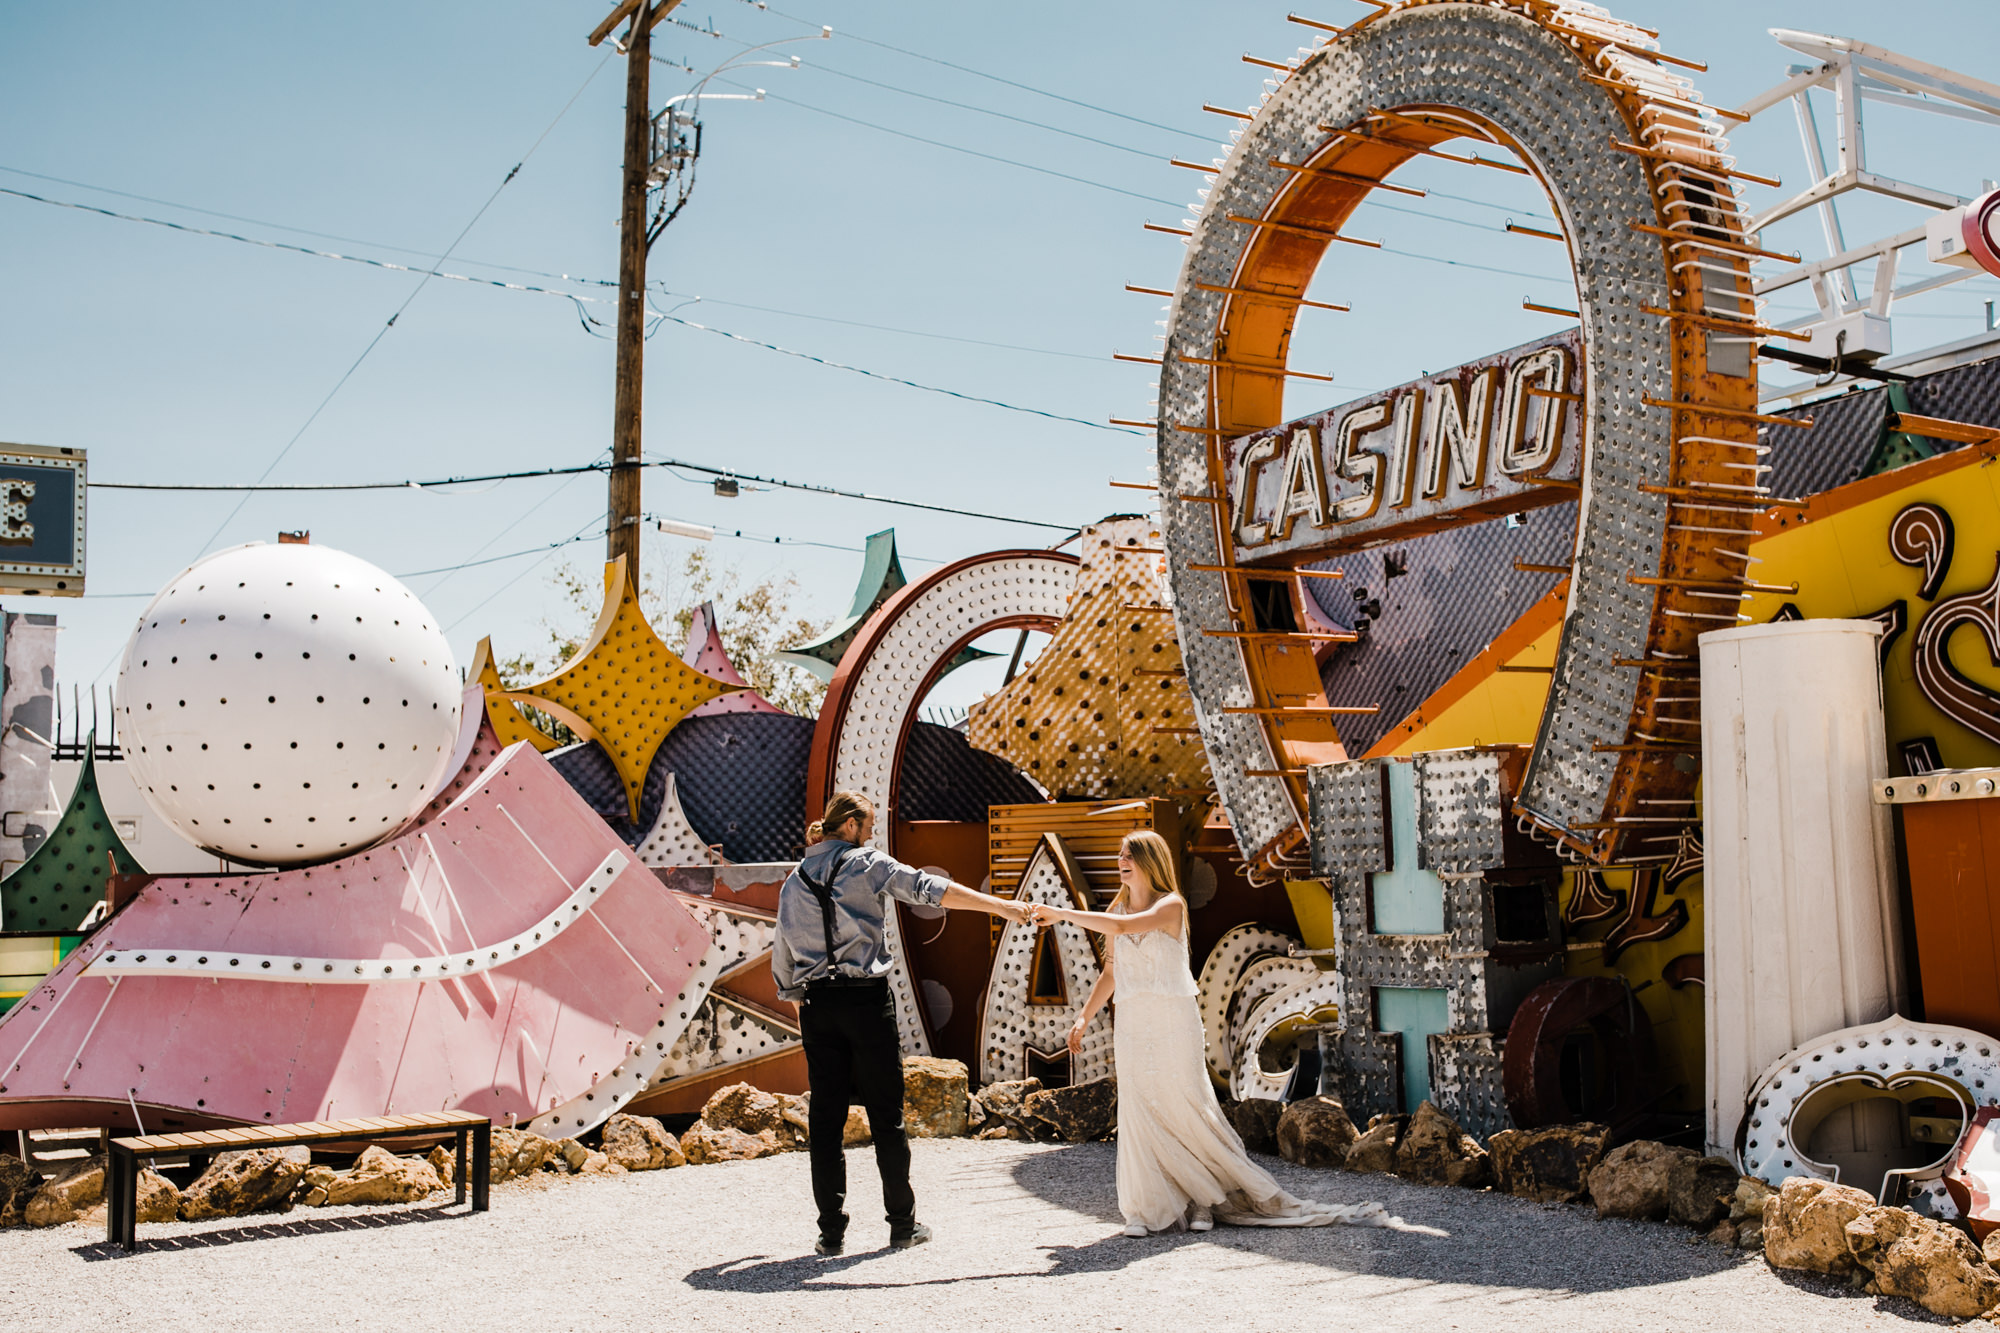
[107,1147,134,1251]
[454,1128,466,1208]
[472,1122,490,1213]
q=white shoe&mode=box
[1190,1206,1214,1233]
[1123,1222,1149,1237]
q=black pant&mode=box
[799,980,913,1237]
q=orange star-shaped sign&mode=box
[467,637,558,754]
[511,556,743,821]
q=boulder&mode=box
[701,1083,788,1137]
[1394,1102,1493,1189]
[976,1078,1043,1134]
[488,1129,559,1184]
[1846,1205,2000,1318]
[1488,1123,1610,1204]
[1588,1140,1696,1221]
[603,1114,684,1170]
[1344,1115,1406,1175]
[25,1153,107,1227]
[553,1139,591,1173]
[1275,1096,1357,1169]
[294,1165,338,1207]
[1730,1176,1774,1251]
[1022,1078,1118,1143]
[134,1169,179,1224]
[427,1145,454,1189]
[966,1096,989,1133]
[776,1093,812,1147]
[180,1145,311,1220]
[1668,1155,1741,1229]
[1763,1177,1875,1276]
[324,1146,441,1206]
[1231,1097,1284,1156]
[579,1152,626,1176]
[0,1154,43,1227]
[844,1106,872,1147]
[680,1122,787,1164]
[903,1057,970,1138]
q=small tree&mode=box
[500,548,832,718]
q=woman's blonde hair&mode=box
[807,791,874,845]
[1112,830,1181,910]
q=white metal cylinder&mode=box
[1700,618,1906,1155]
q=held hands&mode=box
[1026,902,1068,929]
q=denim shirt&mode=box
[772,840,950,1001]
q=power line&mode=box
[187,52,618,561]
[91,455,1079,530]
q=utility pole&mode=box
[589,0,682,571]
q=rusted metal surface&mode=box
[1502,974,1663,1133]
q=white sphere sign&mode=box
[117,542,461,866]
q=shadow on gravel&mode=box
[686,1251,1055,1292]
[69,1203,470,1262]
[1766,1265,1956,1325]
[1005,1143,1762,1299]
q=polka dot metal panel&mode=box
[467,637,557,755]
[1158,0,1763,868]
[1195,925,1299,1084]
[117,542,462,866]
[966,518,1211,799]
[0,747,141,932]
[1739,1015,2000,1191]
[635,773,724,868]
[1231,973,1344,1103]
[977,834,1113,1086]
[512,557,742,823]
[816,550,1079,1057]
[1226,955,1319,1070]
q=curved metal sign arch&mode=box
[1157,0,1777,870]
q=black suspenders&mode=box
[796,847,855,967]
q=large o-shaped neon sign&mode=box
[807,549,1078,1053]
[1159,0,1768,868]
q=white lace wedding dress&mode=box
[1112,923,1390,1233]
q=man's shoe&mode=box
[888,1222,932,1249]
[815,1234,844,1256]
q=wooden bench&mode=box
[106,1110,491,1250]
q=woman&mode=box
[1030,830,1389,1236]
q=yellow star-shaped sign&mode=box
[467,637,558,754]
[511,556,743,820]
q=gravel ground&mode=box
[0,1139,1943,1331]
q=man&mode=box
[774,790,1026,1256]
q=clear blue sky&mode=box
[3,0,1997,713]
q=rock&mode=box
[1763,1177,1876,1276]
[1588,1140,1696,1221]
[1668,1155,1741,1229]
[844,1106,872,1147]
[976,1078,1043,1134]
[679,1121,787,1164]
[1344,1115,1406,1175]
[488,1129,558,1184]
[966,1096,989,1133]
[1708,1219,1740,1247]
[903,1057,970,1138]
[603,1113,683,1170]
[427,1145,454,1188]
[1275,1096,1356,1168]
[579,1152,626,1176]
[1232,1097,1285,1156]
[776,1093,812,1147]
[133,1170,179,1225]
[180,1145,311,1220]
[0,1154,43,1227]
[701,1083,788,1137]
[294,1165,338,1207]
[1730,1176,1773,1251]
[1488,1123,1609,1204]
[1394,1102,1493,1189]
[978,1124,1025,1140]
[324,1146,442,1206]
[25,1153,106,1227]
[1846,1205,2000,1318]
[555,1138,591,1173]
[1022,1078,1118,1143]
